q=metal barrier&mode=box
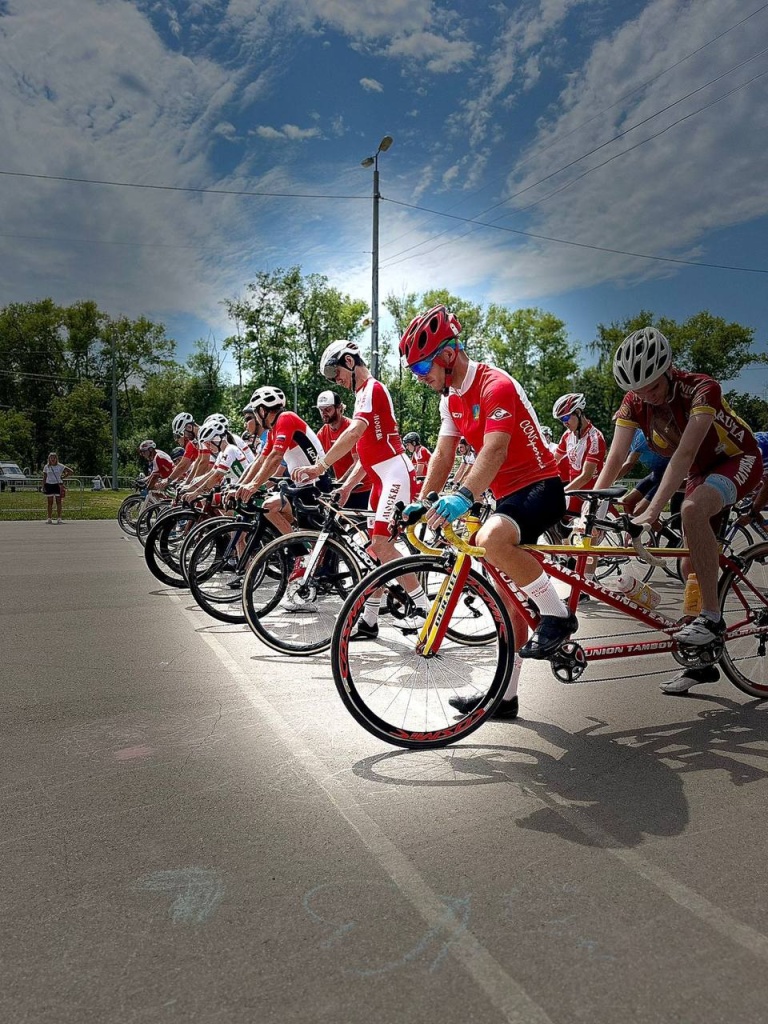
[0,476,86,518]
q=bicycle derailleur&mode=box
[549,641,587,683]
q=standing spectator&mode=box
[315,390,371,510]
[453,437,476,486]
[42,452,73,524]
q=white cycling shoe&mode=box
[660,664,720,694]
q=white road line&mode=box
[170,592,555,1024]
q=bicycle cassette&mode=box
[550,641,587,683]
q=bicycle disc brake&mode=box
[550,641,587,683]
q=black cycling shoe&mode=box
[349,620,379,642]
[518,613,578,660]
[448,694,519,719]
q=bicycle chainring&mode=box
[672,638,724,668]
[550,641,587,683]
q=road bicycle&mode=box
[330,487,768,749]
[241,490,488,656]
[117,476,149,535]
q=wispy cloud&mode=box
[360,77,384,92]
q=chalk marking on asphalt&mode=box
[169,593,554,1024]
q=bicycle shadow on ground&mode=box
[352,698,768,849]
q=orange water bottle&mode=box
[683,573,701,616]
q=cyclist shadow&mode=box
[352,697,768,849]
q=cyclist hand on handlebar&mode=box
[426,489,472,528]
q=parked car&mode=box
[0,462,28,491]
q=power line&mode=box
[0,169,369,201]
[380,57,768,270]
[381,196,768,274]
[379,1,768,254]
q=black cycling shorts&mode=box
[493,476,567,544]
[635,468,664,499]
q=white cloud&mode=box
[360,77,384,92]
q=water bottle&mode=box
[683,573,701,616]
[611,573,661,610]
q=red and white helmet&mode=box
[552,393,586,419]
[138,439,157,454]
[613,327,672,391]
[399,305,461,364]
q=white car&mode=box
[0,462,28,491]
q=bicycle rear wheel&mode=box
[179,516,225,583]
[242,531,362,655]
[136,500,170,547]
[331,555,513,749]
[718,541,768,698]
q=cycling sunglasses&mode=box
[560,415,572,423]
[407,341,453,376]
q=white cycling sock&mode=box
[406,584,428,612]
[362,598,381,627]
[522,572,568,617]
[503,656,522,700]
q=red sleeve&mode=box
[480,375,521,437]
[270,411,302,454]
[183,441,198,460]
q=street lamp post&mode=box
[361,134,393,380]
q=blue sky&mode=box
[2,0,768,393]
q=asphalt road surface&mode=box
[3,520,768,1024]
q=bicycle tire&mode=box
[144,509,199,587]
[135,500,170,547]
[331,554,514,749]
[179,516,225,583]
[242,531,363,655]
[718,541,768,698]
[187,520,275,623]
[117,495,142,535]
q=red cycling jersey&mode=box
[554,421,606,482]
[438,361,558,499]
[261,411,324,473]
[411,444,431,475]
[615,368,759,476]
[353,378,405,470]
[183,439,199,461]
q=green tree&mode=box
[49,381,111,474]
[0,409,35,467]
[484,306,580,420]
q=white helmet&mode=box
[613,327,672,391]
[316,390,339,409]
[202,413,229,429]
[198,421,227,446]
[552,393,586,419]
[249,386,285,410]
[172,412,194,436]
[319,339,362,381]
[138,439,156,453]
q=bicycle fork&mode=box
[416,553,472,657]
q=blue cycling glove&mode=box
[401,501,427,524]
[432,490,472,522]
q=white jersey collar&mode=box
[451,359,479,396]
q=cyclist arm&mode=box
[184,466,224,501]
[240,449,283,495]
[418,436,457,499]
[633,412,714,524]
[594,424,635,489]
[165,454,193,485]
[749,474,768,516]
[617,450,640,478]
[293,419,366,482]
[565,460,598,491]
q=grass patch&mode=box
[0,487,130,521]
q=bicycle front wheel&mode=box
[242,531,362,655]
[332,555,514,749]
[719,541,768,698]
[117,494,143,535]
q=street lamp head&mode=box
[360,156,375,168]
[378,135,394,153]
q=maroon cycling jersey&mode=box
[353,378,405,470]
[261,410,324,472]
[438,360,558,499]
[615,368,759,476]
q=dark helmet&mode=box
[403,432,420,445]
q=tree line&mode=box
[1,269,766,476]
